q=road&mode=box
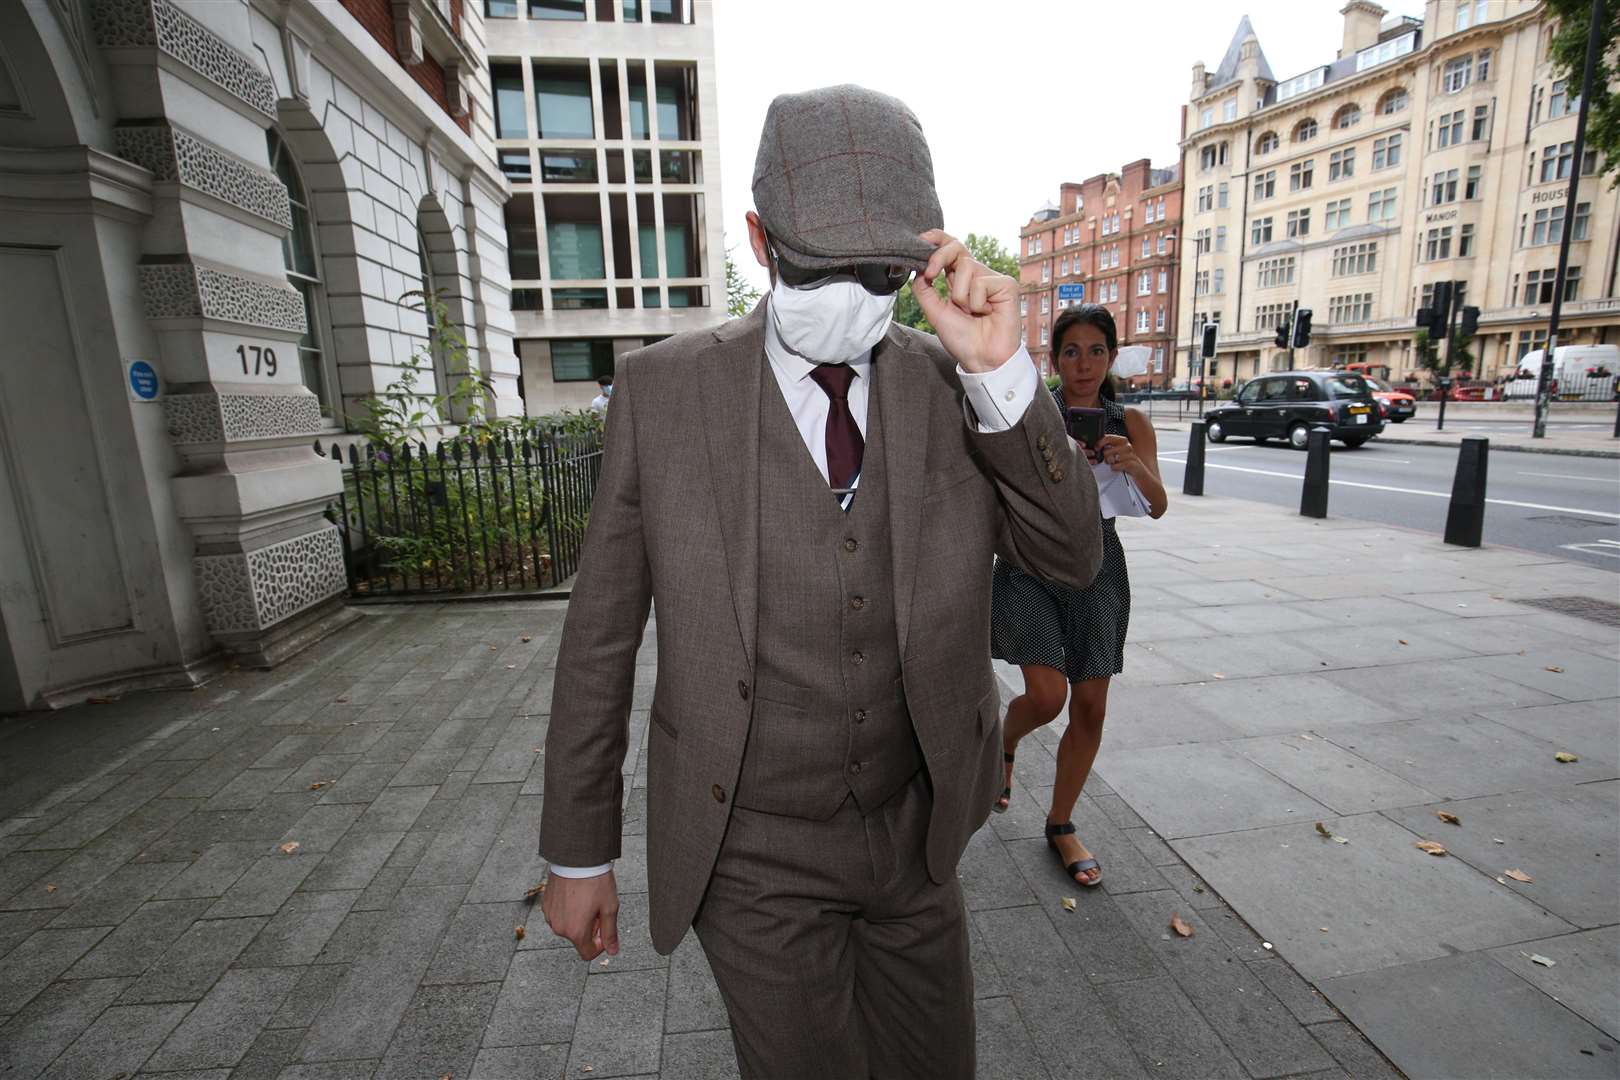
[1153,435,1620,572]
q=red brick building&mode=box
[1018,159,1184,384]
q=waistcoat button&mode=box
[711,784,727,803]
[849,762,864,775]
[851,651,865,666]
[843,537,859,553]
[850,596,865,610]
[737,681,750,701]
[854,709,868,723]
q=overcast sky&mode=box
[713,0,1426,292]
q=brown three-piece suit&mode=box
[540,303,1100,1078]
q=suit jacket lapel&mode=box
[702,305,766,668]
[876,324,929,658]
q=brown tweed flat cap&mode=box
[752,84,943,273]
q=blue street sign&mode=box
[1057,283,1085,302]
[127,360,160,401]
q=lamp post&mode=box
[1182,233,1205,411]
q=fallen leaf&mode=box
[1212,673,1226,680]
[1319,927,1329,933]
[1169,913,1194,938]
[521,635,532,643]
[1554,752,1579,763]
[309,781,330,790]
[599,957,610,967]
[278,842,300,855]
[523,881,545,903]
[1398,639,1408,646]
[1545,665,1565,674]
[1493,838,1506,844]
[44,883,58,893]
[1333,836,1350,844]
[505,664,517,670]
[1526,952,1556,967]
[1192,884,1205,894]
[1315,822,1349,844]
[1060,896,1076,912]
[514,926,525,940]
[489,645,499,651]
[1504,868,1533,883]
[335,696,348,703]
[1415,841,1448,856]
[582,1068,594,1074]
[1436,810,1461,826]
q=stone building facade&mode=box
[1176,1,1619,387]
[0,0,516,711]
[484,0,727,414]
[1017,159,1184,382]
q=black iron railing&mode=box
[322,432,603,597]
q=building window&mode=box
[1218,182,1229,208]
[1463,164,1483,199]
[1523,267,1580,304]
[1431,168,1459,205]
[1136,308,1150,332]
[1548,78,1574,119]
[1286,209,1310,238]
[1257,131,1280,154]
[1372,133,1402,170]
[1324,198,1352,229]
[1157,233,1167,255]
[1138,270,1152,296]
[1194,228,1211,254]
[1333,103,1362,129]
[1041,294,1050,314]
[1458,223,1475,257]
[1470,104,1491,141]
[1289,160,1314,191]
[1213,268,1225,294]
[1224,98,1239,122]
[1573,201,1592,240]
[1329,148,1356,181]
[551,339,616,382]
[1255,302,1292,330]
[1331,241,1377,276]
[1421,280,1467,314]
[1328,293,1373,323]
[1251,217,1273,246]
[1140,237,1151,258]
[1040,324,1049,346]
[1516,328,1550,358]
[1019,297,1028,317]
[1540,141,1576,183]
[1042,261,1051,283]
[1200,107,1214,129]
[534,63,595,139]
[492,64,528,139]
[1157,306,1167,330]
[1368,187,1397,221]
[1195,269,1210,296]
[1377,87,1409,114]
[1257,257,1295,288]
[1293,117,1318,143]
[266,129,334,418]
[1159,269,1169,292]
[1424,226,1454,261]
[1253,170,1276,200]
[1442,55,1472,94]
[1477,48,1491,82]
[1530,204,1566,245]
[1436,110,1464,147]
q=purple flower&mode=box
[375,449,392,463]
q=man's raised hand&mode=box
[912,229,1021,374]
[542,870,620,960]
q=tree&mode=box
[894,232,1021,333]
[1545,0,1619,188]
[1412,328,1443,378]
[1450,330,1476,378]
[726,249,761,318]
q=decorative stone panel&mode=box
[115,123,292,228]
[140,262,307,333]
[195,525,346,634]
[91,0,278,119]
[164,391,324,444]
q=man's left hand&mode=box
[913,230,1020,374]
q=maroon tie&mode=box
[808,363,864,492]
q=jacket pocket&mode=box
[923,462,987,500]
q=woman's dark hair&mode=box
[1052,304,1118,401]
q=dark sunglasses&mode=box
[768,239,911,296]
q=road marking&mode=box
[1561,539,1620,558]
[1517,470,1617,483]
[1165,460,1620,520]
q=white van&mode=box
[1503,344,1619,400]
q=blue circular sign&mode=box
[128,360,160,401]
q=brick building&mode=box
[0,0,515,709]
[1017,160,1184,384]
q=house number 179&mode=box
[236,344,278,376]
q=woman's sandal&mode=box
[1046,821,1102,887]
[992,752,1016,814]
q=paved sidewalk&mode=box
[1144,415,1620,458]
[1012,495,1616,1080]
[0,603,1400,1078]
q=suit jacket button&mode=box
[1052,468,1065,482]
[711,784,727,803]
[737,681,749,701]
[1041,447,1054,462]
[843,537,859,553]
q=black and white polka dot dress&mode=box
[990,395,1131,683]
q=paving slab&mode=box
[1172,814,1577,981]
[144,966,302,1072]
[1230,732,1442,816]
[1096,742,1335,839]
[1479,697,1620,766]
[35,1001,189,1079]
[565,968,666,1079]
[1322,951,1618,1080]
[0,976,132,1080]
[1486,926,1619,1040]
[373,982,502,1080]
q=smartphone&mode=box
[1065,407,1106,449]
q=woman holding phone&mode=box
[990,304,1168,888]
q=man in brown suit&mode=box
[540,85,1101,1078]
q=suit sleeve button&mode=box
[712,784,727,803]
[1052,468,1065,482]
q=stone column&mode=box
[92,0,356,666]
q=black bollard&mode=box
[1436,390,1448,431]
[1184,422,1206,496]
[1444,436,1489,547]
[1613,397,1619,439]
[1300,427,1331,518]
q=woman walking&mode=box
[991,305,1168,888]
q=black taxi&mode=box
[1206,370,1385,449]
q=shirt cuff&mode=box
[547,861,613,879]
[957,345,1041,431]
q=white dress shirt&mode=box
[547,309,1042,880]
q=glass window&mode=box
[539,149,597,183]
[1289,160,1313,191]
[1326,373,1370,397]
[1471,104,1491,141]
[1464,165,1482,199]
[492,64,527,139]
[1442,55,1472,93]
[1325,198,1352,229]
[1368,187,1397,221]
[1333,104,1361,129]
[1253,170,1276,199]
[1329,148,1356,180]
[1548,79,1572,119]
[551,339,615,382]
[1458,223,1475,257]
[1286,209,1310,238]
[1251,217,1273,246]
[1294,117,1318,142]
[486,0,519,16]
[266,129,333,418]
[1224,99,1238,121]
[499,150,532,182]
[544,195,606,279]
[534,65,594,138]
[649,0,680,21]
[1573,201,1591,240]
[1378,87,1409,114]
[1331,242,1377,276]
[1373,133,1402,169]
[505,195,540,279]
[1431,168,1459,205]
[531,0,585,17]
[1256,131,1279,154]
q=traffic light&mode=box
[1201,323,1218,359]
[1430,280,1454,331]
[1274,316,1291,349]
[1292,308,1313,349]
[1459,305,1480,339]
[1415,306,1436,335]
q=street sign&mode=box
[1057,283,1085,302]
[125,359,161,402]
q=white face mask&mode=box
[768,275,896,363]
